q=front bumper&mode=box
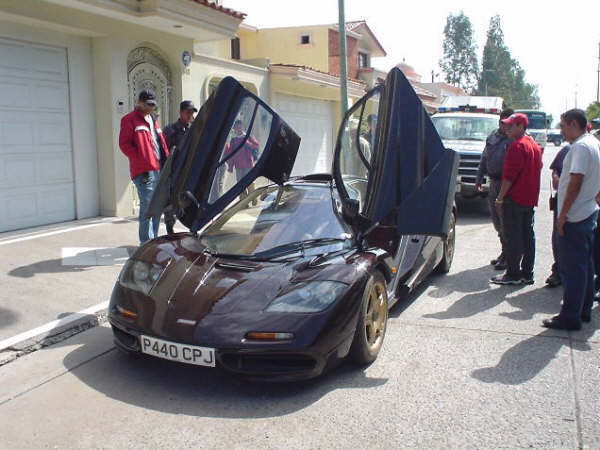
[108,314,353,382]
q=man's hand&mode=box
[475,182,483,192]
[557,214,567,236]
[495,199,503,216]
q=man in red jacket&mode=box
[119,89,169,243]
[491,113,543,285]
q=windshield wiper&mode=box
[204,238,348,261]
[252,238,348,260]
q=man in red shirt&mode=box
[491,113,543,285]
[119,89,169,243]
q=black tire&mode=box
[436,211,456,274]
[349,271,388,365]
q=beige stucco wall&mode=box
[239,26,329,73]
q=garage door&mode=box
[0,38,75,232]
[274,94,334,176]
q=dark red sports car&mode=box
[108,68,459,381]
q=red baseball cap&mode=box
[501,113,529,128]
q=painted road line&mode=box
[0,221,115,246]
[0,301,109,352]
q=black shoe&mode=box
[494,261,507,271]
[545,273,561,287]
[490,254,504,266]
[491,274,522,285]
[542,316,581,331]
[521,277,535,285]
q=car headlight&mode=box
[266,281,349,313]
[119,259,163,295]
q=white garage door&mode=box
[275,94,334,176]
[0,38,75,232]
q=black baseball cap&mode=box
[138,89,157,106]
[180,100,198,112]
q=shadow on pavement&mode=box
[0,307,19,329]
[427,265,503,299]
[7,246,136,278]
[61,326,388,419]
[455,197,490,226]
[423,286,559,321]
[471,325,596,385]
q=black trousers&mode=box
[503,198,535,279]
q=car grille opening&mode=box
[112,326,139,350]
[220,353,316,374]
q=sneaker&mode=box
[490,253,504,266]
[521,277,534,285]
[491,274,522,285]
[545,273,561,287]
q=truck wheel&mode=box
[436,211,456,273]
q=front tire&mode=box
[349,272,388,365]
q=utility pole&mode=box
[338,0,348,117]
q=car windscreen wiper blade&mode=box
[252,238,348,260]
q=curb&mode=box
[0,308,108,367]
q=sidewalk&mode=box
[0,216,184,357]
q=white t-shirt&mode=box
[557,133,600,222]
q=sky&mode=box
[223,0,600,127]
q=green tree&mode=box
[475,15,539,109]
[439,12,479,92]
[586,101,600,121]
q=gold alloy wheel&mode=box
[364,280,387,352]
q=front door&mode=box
[151,77,301,232]
[333,67,459,239]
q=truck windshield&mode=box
[525,116,546,130]
[432,116,498,141]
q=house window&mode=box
[231,37,240,60]
[358,52,369,69]
[300,34,311,45]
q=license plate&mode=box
[140,335,215,367]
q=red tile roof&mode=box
[189,0,246,19]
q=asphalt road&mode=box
[0,142,599,449]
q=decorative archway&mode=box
[127,46,172,127]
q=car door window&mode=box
[208,96,274,204]
[337,88,381,212]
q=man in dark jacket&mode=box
[119,89,169,243]
[475,108,514,269]
[161,100,197,234]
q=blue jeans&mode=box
[133,171,160,243]
[558,211,598,324]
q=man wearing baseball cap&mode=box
[119,89,169,243]
[491,113,543,285]
[160,100,198,234]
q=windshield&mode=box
[200,185,351,257]
[432,116,498,141]
[522,113,546,130]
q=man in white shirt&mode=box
[543,109,600,330]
